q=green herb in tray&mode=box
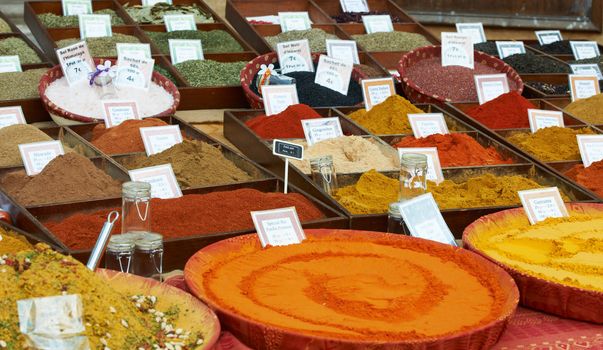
[56,33,140,57]
[0,18,11,33]
[124,3,213,24]
[154,64,178,85]
[0,37,42,64]
[174,59,246,87]
[37,9,125,28]
[0,68,47,100]
[145,30,244,54]
[351,32,431,52]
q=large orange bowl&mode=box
[463,203,603,323]
[184,229,518,350]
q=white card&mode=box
[340,0,369,13]
[276,40,314,74]
[301,117,344,146]
[570,64,603,81]
[397,193,456,246]
[535,30,563,45]
[441,32,474,69]
[326,39,360,64]
[361,77,395,110]
[474,74,509,104]
[495,41,525,58]
[278,12,311,32]
[397,147,444,184]
[577,134,603,167]
[362,15,393,34]
[62,0,92,16]
[115,56,154,90]
[518,187,568,225]
[0,106,25,129]
[273,139,304,160]
[246,15,279,24]
[408,113,449,138]
[169,39,203,64]
[314,54,352,95]
[56,41,95,86]
[129,164,182,199]
[19,140,65,176]
[569,74,600,102]
[139,125,183,156]
[78,14,112,39]
[251,207,305,248]
[527,109,564,133]
[0,56,22,73]
[101,100,140,128]
[262,84,299,116]
[117,43,152,60]
[18,294,85,336]
[455,22,486,44]
[570,41,600,60]
[142,0,172,5]
[164,14,196,32]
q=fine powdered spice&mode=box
[0,37,41,64]
[0,68,47,101]
[0,153,121,206]
[526,81,569,96]
[145,30,243,54]
[245,104,321,139]
[506,126,595,162]
[474,41,498,56]
[56,33,141,57]
[393,133,514,167]
[38,9,124,28]
[175,59,246,87]
[0,225,32,255]
[124,2,213,24]
[120,140,254,188]
[289,136,399,174]
[0,18,11,33]
[503,52,570,74]
[332,169,398,214]
[46,189,325,250]
[465,91,537,129]
[347,95,423,134]
[332,11,403,23]
[0,124,59,167]
[90,118,168,155]
[530,40,573,54]
[352,32,431,52]
[265,29,338,52]
[564,93,603,124]
[566,160,603,198]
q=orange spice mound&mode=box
[565,160,603,198]
[195,230,511,341]
[90,118,168,154]
[393,133,514,167]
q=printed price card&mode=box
[101,100,140,128]
[570,63,603,80]
[570,41,600,60]
[164,14,196,32]
[169,39,203,64]
[139,125,183,156]
[456,22,486,44]
[362,15,393,33]
[251,207,305,247]
[117,43,152,60]
[340,0,369,13]
[569,74,600,102]
[397,193,456,246]
[142,0,172,5]
[441,32,474,69]
[361,77,395,110]
[56,41,94,85]
[535,30,563,45]
[301,117,343,146]
[278,12,311,32]
[276,40,313,74]
[0,106,25,129]
[397,147,444,184]
[79,14,112,39]
[314,55,353,95]
[273,139,304,160]
[408,113,449,138]
[527,109,564,132]
[262,85,299,116]
[62,0,92,16]
[18,294,85,336]
[577,134,603,167]
[19,140,65,176]
[326,39,360,64]
[495,41,525,58]
[519,187,568,225]
[0,56,21,73]
[115,55,154,90]
[129,164,182,199]
[474,74,509,104]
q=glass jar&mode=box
[386,202,410,235]
[133,232,163,281]
[399,153,428,201]
[105,234,136,273]
[94,73,119,100]
[122,181,151,235]
[309,155,338,195]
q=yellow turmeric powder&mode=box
[506,126,595,162]
[332,170,398,214]
[564,93,603,124]
[347,95,423,134]
[0,225,32,255]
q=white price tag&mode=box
[326,39,360,64]
[495,41,526,58]
[441,32,474,69]
[142,0,172,5]
[19,140,65,176]
[164,14,196,32]
[340,0,369,13]
[0,106,25,129]
[518,187,568,225]
[78,14,112,39]
[362,15,393,33]
[276,40,314,74]
[117,43,152,60]
[115,56,154,90]
[0,56,21,73]
[62,0,92,16]
[397,147,444,184]
[101,100,140,128]
[577,134,603,167]
[129,164,182,199]
[397,193,456,246]
[456,22,486,44]
[569,74,600,101]
[570,64,603,81]
[570,41,600,60]
[535,30,563,45]
[314,54,352,95]
[262,84,299,116]
[168,39,203,64]
[408,113,449,138]
[56,41,95,86]
[278,12,311,32]
[527,109,564,133]
[251,207,305,248]
[18,294,85,336]
[139,125,183,156]
[361,77,395,110]
[474,74,509,104]
[301,117,343,146]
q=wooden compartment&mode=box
[313,0,415,23]
[115,0,223,25]
[338,23,440,53]
[0,10,20,33]
[525,39,603,58]
[521,74,570,98]
[0,220,64,251]
[0,63,53,124]
[249,24,354,53]
[544,97,603,129]
[0,32,50,66]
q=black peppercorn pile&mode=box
[332,11,402,23]
[503,53,570,73]
[525,82,569,95]
[530,40,572,55]
[474,41,499,56]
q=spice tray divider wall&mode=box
[0,220,63,250]
[313,0,415,23]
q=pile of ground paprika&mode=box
[566,160,603,198]
[245,104,322,139]
[465,92,536,129]
[91,118,168,154]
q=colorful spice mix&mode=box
[465,91,536,129]
[90,118,168,155]
[0,225,32,255]
[566,160,603,198]
[347,95,422,134]
[245,104,322,139]
[506,126,595,162]
[564,93,603,124]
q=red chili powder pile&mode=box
[565,160,603,198]
[393,133,514,167]
[90,118,168,154]
[245,104,321,139]
[465,91,537,129]
[45,189,325,250]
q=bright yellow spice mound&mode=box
[0,226,33,255]
[506,126,595,162]
[347,95,424,134]
[564,93,603,124]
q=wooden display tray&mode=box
[114,0,223,26]
[227,0,334,25]
[545,97,603,129]
[248,23,355,54]
[525,39,603,59]
[521,74,570,98]
[0,63,53,124]
[0,32,50,67]
[338,23,439,52]
[313,0,415,23]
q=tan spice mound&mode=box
[0,124,56,167]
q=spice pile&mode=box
[265,28,338,52]
[90,118,169,155]
[526,81,569,96]
[56,33,141,57]
[290,136,399,174]
[120,140,255,188]
[38,9,124,28]
[352,32,431,52]
[0,37,41,64]
[124,2,213,24]
[145,30,244,54]
[347,95,422,134]
[0,153,122,206]
[46,189,325,250]
[502,52,570,73]
[154,64,178,85]
[394,133,514,167]
[0,18,10,33]
[175,59,246,87]
[506,126,594,162]
[530,40,573,54]
[0,124,66,167]
[566,160,603,198]
[564,93,603,124]
[0,225,32,255]
[474,41,498,56]
[245,104,322,139]
[332,11,403,23]
[354,63,384,78]
[465,91,536,129]
[0,68,47,101]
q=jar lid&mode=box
[400,153,428,166]
[107,235,135,252]
[309,155,333,166]
[122,181,151,197]
[135,232,163,250]
[388,202,401,217]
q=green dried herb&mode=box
[0,18,11,33]
[265,28,338,52]
[56,33,140,57]
[154,64,178,85]
[0,37,42,64]
[352,32,431,52]
[145,30,244,54]
[174,59,245,87]
[37,9,125,28]
[124,3,213,24]
[0,68,47,100]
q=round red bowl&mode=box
[39,58,180,124]
[463,203,603,324]
[397,45,524,105]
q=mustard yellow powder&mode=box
[347,95,423,134]
[0,226,32,255]
[506,126,595,162]
[564,93,603,124]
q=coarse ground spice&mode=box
[38,9,124,28]
[526,81,569,95]
[569,57,603,71]
[0,37,41,64]
[153,64,177,85]
[403,57,519,102]
[124,2,213,24]
[265,28,338,52]
[0,124,62,167]
[530,40,573,55]
[120,139,254,188]
[353,63,384,78]
[566,160,603,198]
[506,126,595,162]
[393,133,514,167]
[245,104,321,139]
[474,41,498,56]
[0,18,11,33]
[352,32,431,52]
[56,33,141,57]
[564,93,603,124]
[465,91,536,129]
[45,189,325,250]
[145,30,244,54]
[0,153,121,206]
[175,59,246,87]
[192,229,510,341]
[332,11,403,23]
[90,118,168,154]
[0,68,46,101]
[0,225,32,255]
[502,52,570,74]
[347,95,423,134]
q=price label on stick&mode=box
[56,41,94,85]
[519,187,568,225]
[408,113,449,138]
[273,139,304,194]
[139,125,183,156]
[570,64,603,80]
[314,54,353,95]
[79,14,112,39]
[276,40,313,74]
[301,117,343,146]
[19,140,65,176]
[441,32,474,69]
[129,164,182,199]
[0,106,25,129]
[278,12,311,32]
[164,14,196,32]
[495,41,525,59]
[117,43,152,60]
[101,100,140,128]
[535,30,563,45]
[527,109,564,132]
[474,74,509,104]
[115,56,154,90]
[168,39,203,65]
[0,56,21,73]
[397,147,444,184]
[455,22,486,44]
[340,0,369,13]
[577,135,603,167]
[262,85,299,116]
[569,74,600,102]
[62,0,92,16]
[362,15,393,33]
[570,41,600,60]
[361,77,395,110]
[326,39,360,64]
[397,193,456,246]
[251,207,305,248]
[17,294,85,336]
